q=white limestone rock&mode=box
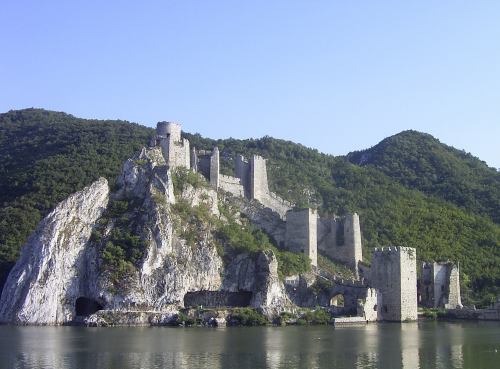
[0,178,109,325]
[181,183,220,216]
[0,145,293,325]
[96,148,223,310]
[223,250,292,317]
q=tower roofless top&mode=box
[156,122,182,141]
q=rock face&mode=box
[97,147,224,310]
[0,178,109,324]
[0,146,291,325]
[223,250,292,315]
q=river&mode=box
[0,321,498,369]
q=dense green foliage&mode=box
[228,308,268,326]
[348,130,500,224]
[1,109,498,306]
[296,309,332,325]
[92,198,148,288]
[0,109,152,286]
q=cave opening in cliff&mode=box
[75,297,103,316]
[184,291,253,308]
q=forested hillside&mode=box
[347,130,500,224]
[0,109,153,287]
[1,109,498,306]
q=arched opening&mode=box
[330,294,345,307]
[75,297,103,317]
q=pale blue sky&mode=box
[1,1,499,168]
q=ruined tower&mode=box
[370,247,418,321]
[210,147,220,188]
[285,208,318,267]
[249,155,269,202]
[154,122,190,169]
[317,213,363,276]
[419,262,462,309]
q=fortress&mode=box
[151,122,461,322]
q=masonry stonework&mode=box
[153,122,191,169]
[285,209,318,267]
[210,147,220,188]
[419,262,462,309]
[370,247,418,321]
[151,122,435,322]
[317,213,363,276]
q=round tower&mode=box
[156,122,182,141]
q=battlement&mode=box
[373,246,415,254]
[153,122,190,169]
[330,275,367,288]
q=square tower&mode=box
[249,155,269,201]
[285,208,318,267]
[371,247,417,321]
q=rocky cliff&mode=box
[0,178,109,324]
[0,147,291,325]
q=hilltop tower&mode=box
[370,247,418,321]
[210,147,220,188]
[154,122,190,169]
[285,208,318,267]
[249,155,269,202]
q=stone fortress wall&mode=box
[153,122,293,219]
[150,122,463,322]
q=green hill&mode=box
[347,130,500,224]
[1,109,498,306]
[0,109,153,287]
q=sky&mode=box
[1,1,499,168]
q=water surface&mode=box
[0,321,499,369]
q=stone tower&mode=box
[235,155,250,197]
[419,262,462,309]
[250,155,269,202]
[210,147,220,188]
[343,213,363,273]
[155,122,190,169]
[371,247,418,321]
[317,213,363,277]
[285,208,318,267]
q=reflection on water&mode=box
[0,321,499,369]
